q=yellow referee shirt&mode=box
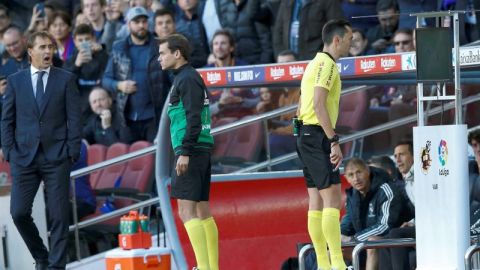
[299,52,341,128]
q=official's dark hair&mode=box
[27,31,56,49]
[322,19,351,45]
[277,50,297,60]
[73,23,94,37]
[154,8,175,22]
[469,129,480,145]
[395,139,413,155]
[159,34,191,61]
[211,29,235,49]
[345,157,369,171]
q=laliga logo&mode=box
[420,140,432,175]
[438,139,449,176]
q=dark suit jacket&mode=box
[1,66,81,167]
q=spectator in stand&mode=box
[64,24,109,121]
[25,4,49,38]
[73,8,91,27]
[273,0,344,60]
[367,155,403,183]
[258,50,300,170]
[83,87,132,146]
[201,0,222,43]
[102,6,170,142]
[212,0,273,64]
[101,0,127,52]
[82,0,119,50]
[386,29,416,146]
[206,29,260,119]
[366,1,399,54]
[341,158,408,270]
[82,0,107,40]
[0,4,12,64]
[154,8,176,39]
[0,26,30,77]
[379,140,416,270]
[349,28,373,57]
[48,10,75,62]
[173,0,210,68]
[471,129,480,176]
[469,129,480,235]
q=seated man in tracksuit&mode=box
[341,157,411,270]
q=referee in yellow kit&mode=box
[296,19,353,270]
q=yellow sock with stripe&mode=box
[202,217,219,270]
[308,210,331,270]
[322,208,347,270]
[184,218,210,270]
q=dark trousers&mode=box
[126,118,157,142]
[379,226,416,270]
[10,150,71,269]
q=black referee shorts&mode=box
[171,152,211,202]
[296,125,340,190]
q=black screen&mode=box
[416,27,453,82]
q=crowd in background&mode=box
[0,0,478,151]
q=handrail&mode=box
[298,242,357,270]
[352,238,416,270]
[66,85,377,180]
[465,243,480,270]
[234,92,480,173]
[68,198,158,231]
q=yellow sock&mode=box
[202,217,219,270]
[184,218,210,270]
[308,210,331,270]
[322,208,347,270]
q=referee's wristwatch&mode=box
[329,134,340,144]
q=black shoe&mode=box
[35,261,48,270]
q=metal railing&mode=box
[465,243,480,270]
[234,92,480,173]
[352,238,416,270]
[297,239,415,270]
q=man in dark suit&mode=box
[1,31,81,270]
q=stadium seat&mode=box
[211,117,237,158]
[94,143,129,190]
[223,119,264,162]
[112,141,155,209]
[86,144,107,188]
[337,90,368,157]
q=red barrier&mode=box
[171,175,350,270]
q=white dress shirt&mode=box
[30,65,51,97]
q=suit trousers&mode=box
[10,148,71,269]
